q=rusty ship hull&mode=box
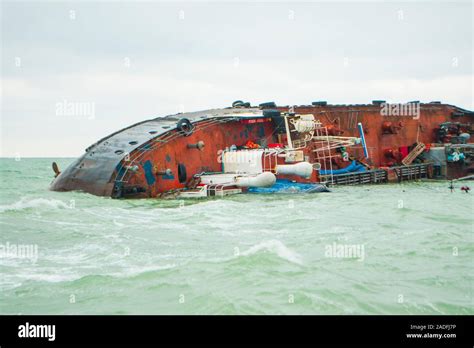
[50,101,474,198]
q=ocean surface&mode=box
[0,158,472,314]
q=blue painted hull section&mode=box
[248,179,330,194]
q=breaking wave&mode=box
[241,240,303,265]
[0,197,72,213]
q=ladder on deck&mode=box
[402,142,426,166]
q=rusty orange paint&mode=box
[113,104,471,197]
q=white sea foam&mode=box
[241,239,303,265]
[113,219,125,227]
[23,273,78,282]
[108,263,178,278]
[1,263,178,288]
[0,198,72,213]
[0,271,80,285]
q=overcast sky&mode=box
[1,0,473,157]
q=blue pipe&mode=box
[358,122,369,159]
[319,160,367,175]
[319,160,357,175]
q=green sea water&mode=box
[0,158,472,314]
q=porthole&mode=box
[115,150,124,155]
[129,141,138,145]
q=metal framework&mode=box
[312,126,334,184]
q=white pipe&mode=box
[275,162,313,178]
[235,172,276,188]
[284,115,293,149]
[452,174,474,182]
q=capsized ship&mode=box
[50,100,473,198]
